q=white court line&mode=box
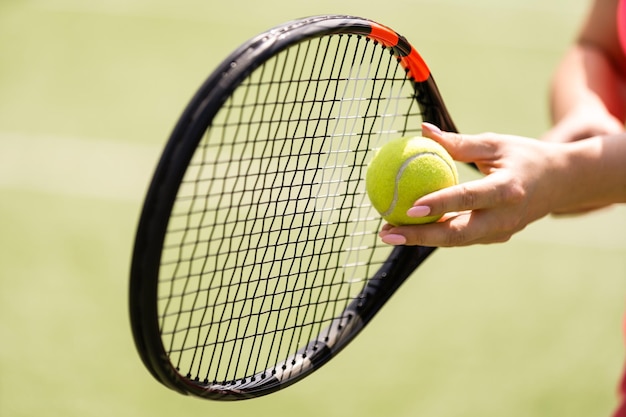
[0,132,162,202]
[2,131,623,250]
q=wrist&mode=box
[549,135,626,213]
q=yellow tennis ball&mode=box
[366,136,458,226]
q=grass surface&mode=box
[2,0,626,416]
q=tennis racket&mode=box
[129,15,458,401]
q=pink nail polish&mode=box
[407,206,431,217]
[381,234,407,246]
[422,122,442,135]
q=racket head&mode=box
[130,15,456,400]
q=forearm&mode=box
[549,44,626,124]
[551,133,626,212]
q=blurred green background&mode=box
[2,0,626,416]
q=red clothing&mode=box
[619,0,626,53]
[612,3,626,416]
[615,363,626,416]
[614,312,626,416]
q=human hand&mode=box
[378,123,565,247]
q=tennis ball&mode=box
[366,136,458,226]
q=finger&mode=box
[379,212,465,247]
[408,172,519,219]
[421,122,499,165]
[380,210,514,247]
[380,212,475,247]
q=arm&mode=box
[543,0,626,142]
[377,1,626,247]
[378,123,626,247]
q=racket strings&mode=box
[158,34,424,385]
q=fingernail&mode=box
[407,205,431,217]
[422,122,442,135]
[381,234,407,246]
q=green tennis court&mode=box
[2,0,625,416]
